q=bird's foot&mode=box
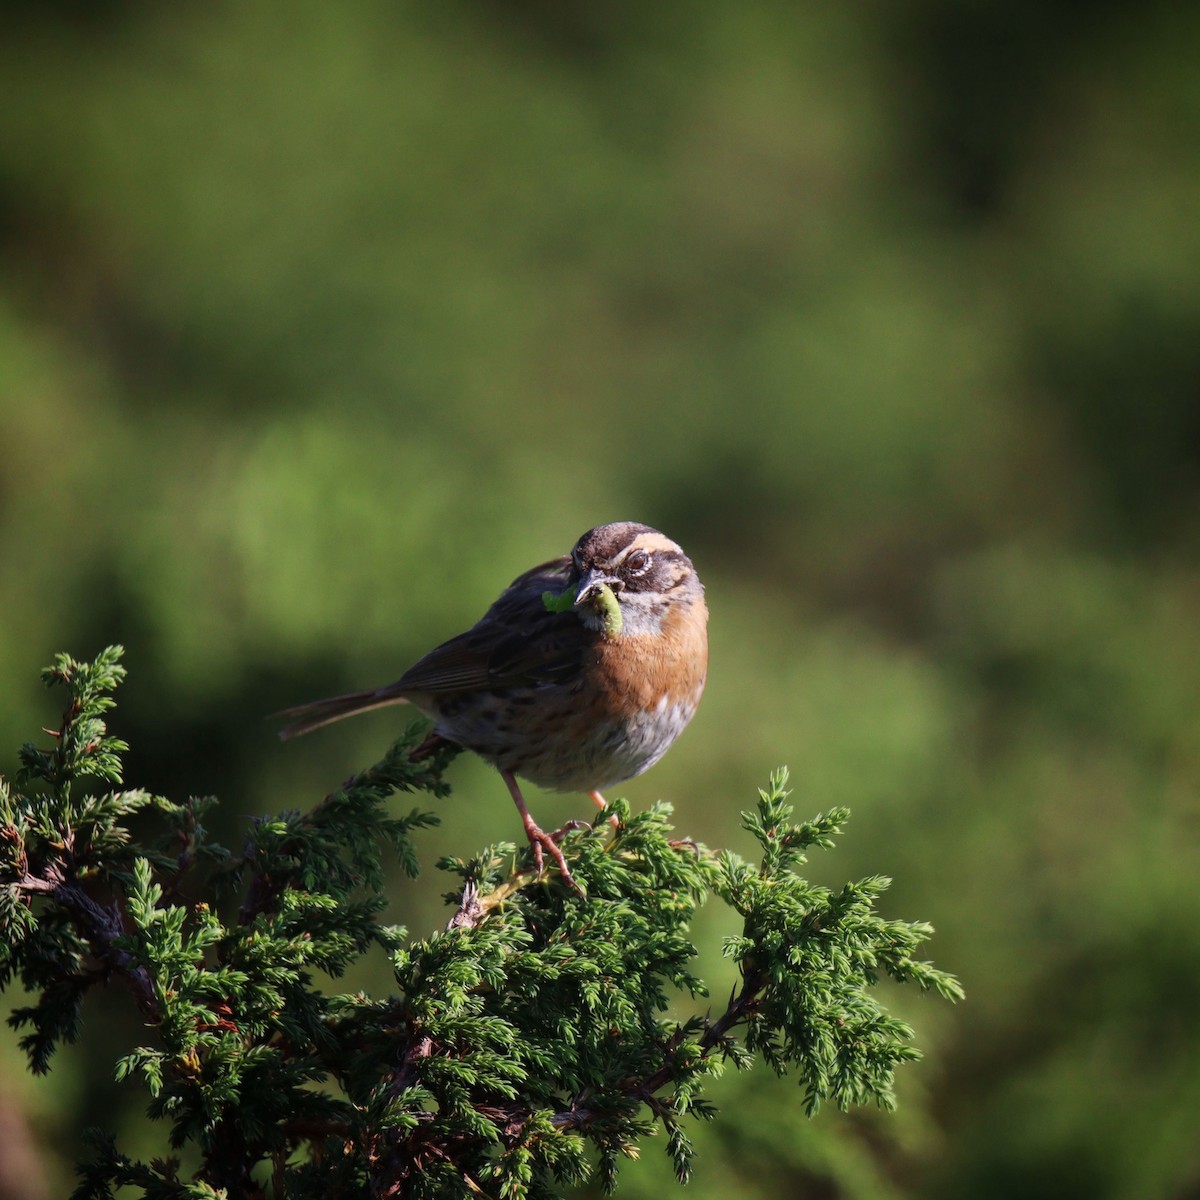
[502,771,585,896]
[553,818,591,836]
[525,821,584,896]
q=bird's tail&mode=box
[273,687,411,740]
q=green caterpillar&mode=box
[542,582,623,638]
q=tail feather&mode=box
[273,688,411,740]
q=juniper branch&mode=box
[10,862,160,1023]
[1,649,961,1198]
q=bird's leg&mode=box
[549,792,608,842]
[501,771,583,894]
[410,731,452,760]
[588,789,620,829]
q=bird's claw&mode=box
[550,819,591,839]
[502,771,586,896]
[525,822,585,896]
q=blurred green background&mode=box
[2,2,1199,1197]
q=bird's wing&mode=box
[386,555,585,696]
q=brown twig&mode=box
[14,865,160,1022]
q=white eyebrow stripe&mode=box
[623,533,681,557]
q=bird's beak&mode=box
[574,569,621,609]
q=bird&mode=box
[275,522,708,890]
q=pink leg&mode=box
[502,771,583,894]
[588,790,619,829]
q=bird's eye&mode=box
[625,549,651,575]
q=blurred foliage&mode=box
[1,0,1198,1197]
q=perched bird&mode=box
[276,522,708,889]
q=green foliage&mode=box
[1,650,958,1198]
